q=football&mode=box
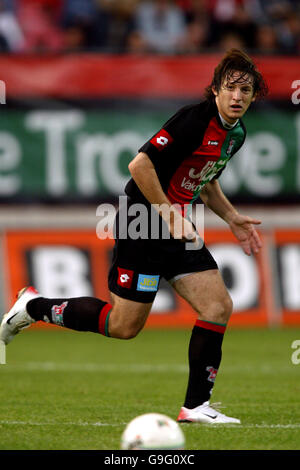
[120,412,185,450]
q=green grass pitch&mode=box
[0,326,299,450]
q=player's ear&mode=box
[251,92,256,102]
[212,86,218,97]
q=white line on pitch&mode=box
[0,420,126,427]
[0,420,300,429]
[2,362,299,374]
[1,362,188,372]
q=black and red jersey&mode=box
[125,99,246,209]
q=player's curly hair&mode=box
[205,49,268,101]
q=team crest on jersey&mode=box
[226,138,235,155]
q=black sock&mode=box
[183,319,226,409]
[27,297,111,334]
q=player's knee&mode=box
[216,294,233,323]
[205,294,233,324]
[118,324,141,340]
[111,316,143,339]
[108,307,144,339]
[223,293,233,320]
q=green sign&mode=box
[0,107,299,200]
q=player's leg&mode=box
[170,269,240,423]
[28,290,153,339]
[0,286,153,345]
[107,292,152,339]
[1,219,159,345]
[173,269,232,407]
[172,268,232,324]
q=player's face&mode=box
[213,71,256,124]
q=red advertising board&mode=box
[0,54,298,100]
[273,229,300,326]
[3,228,277,329]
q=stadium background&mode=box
[0,0,300,330]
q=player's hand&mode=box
[169,215,198,244]
[228,213,262,256]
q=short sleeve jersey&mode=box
[125,99,246,209]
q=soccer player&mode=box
[0,49,267,424]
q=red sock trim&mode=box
[195,319,226,334]
[98,303,112,336]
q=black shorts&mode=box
[108,222,218,303]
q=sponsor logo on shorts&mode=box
[137,274,160,292]
[117,267,134,288]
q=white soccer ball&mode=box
[121,413,185,450]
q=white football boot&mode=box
[0,286,41,345]
[177,401,241,424]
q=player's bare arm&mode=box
[200,179,262,256]
[128,152,197,242]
